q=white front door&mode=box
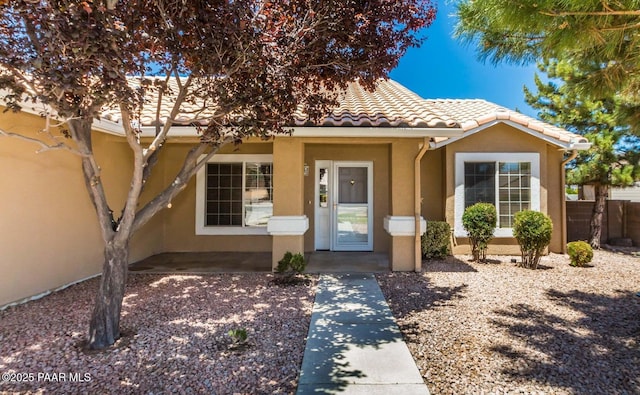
[314,161,373,251]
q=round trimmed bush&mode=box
[567,241,593,267]
[513,210,553,269]
[462,203,497,262]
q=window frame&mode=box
[454,152,540,238]
[195,154,273,235]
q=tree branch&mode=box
[132,136,233,234]
[114,104,146,242]
[0,128,86,156]
[143,74,193,161]
[539,10,640,17]
[68,118,115,242]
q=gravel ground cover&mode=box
[0,273,316,394]
[378,249,640,395]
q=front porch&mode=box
[128,251,390,274]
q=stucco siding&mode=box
[161,141,273,252]
[0,111,162,307]
[442,123,565,254]
[303,141,391,252]
[421,148,445,221]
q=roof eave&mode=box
[430,120,590,151]
[290,126,463,138]
[94,124,466,139]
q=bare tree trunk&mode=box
[589,183,608,249]
[88,240,129,350]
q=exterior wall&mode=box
[161,141,273,252]
[421,148,445,221]
[546,145,565,252]
[303,141,391,252]
[441,124,565,255]
[610,185,640,202]
[1,111,578,306]
[0,111,162,307]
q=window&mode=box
[196,154,273,235]
[455,153,540,237]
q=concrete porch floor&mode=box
[128,251,390,274]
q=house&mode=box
[0,79,589,307]
[610,183,640,202]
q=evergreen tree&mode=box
[524,60,640,248]
[455,0,640,130]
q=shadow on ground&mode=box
[490,289,640,394]
[0,273,316,394]
[422,256,478,273]
[377,272,468,345]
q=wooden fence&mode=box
[567,200,640,246]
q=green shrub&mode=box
[421,221,452,259]
[274,251,307,284]
[567,241,593,267]
[462,203,497,262]
[228,328,248,344]
[513,210,553,269]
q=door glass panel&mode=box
[336,206,369,244]
[338,167,368,204]
[319,167,329,207]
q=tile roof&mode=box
[292,80,458,128]
[423,99,588,145]
[100,78,460,129]
[98,78,587,146]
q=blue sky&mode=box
[390,1,540,117]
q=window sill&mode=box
[195,226,269,236]
[454,228,515,238]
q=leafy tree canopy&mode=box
[0,0,437,349]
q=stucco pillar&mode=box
[268,138,307,269]
[385,140,425,271]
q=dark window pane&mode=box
[206,214,219,226]
[220,188,231,201]
[205,163,243,227]
[232,174,242,187]
[218,164,232,174]
[219,175,231,187]
[464,162,495,208]
[206,189,219,200]
[205,161,271,228]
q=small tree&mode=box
[462,203,496,262]
[512,210,553,269]
[0,0,436,349]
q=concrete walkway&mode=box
[296,274,430,394]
